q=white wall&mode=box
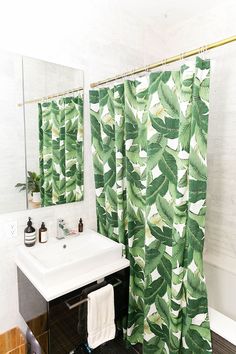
[0,0,235,332]
[0,58,96,332]
[0,52,26,213]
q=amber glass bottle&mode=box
[78,218,83,233]
[39,222,48,243]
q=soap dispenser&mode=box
[39,222,48,243]
[24,217,36,247]
[78,218,83,233]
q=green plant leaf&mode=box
[145,239,165,273]
[185,329,211,353]
[189,180,206,203]
[189,150,207,181]
[196,57,210,70]
[187,218,204,252]
[187,297,208,318]
[199,78,210,101]
[146,175,169,205]
[148,223,172,246]
[187,270,206,298]
[158,81,180,118]
[147,141,166,170]
[106,185,117,210]
[155,295,170,325]
[150,114,179,139]
[179,116,191,151]
[159,151,177,184]
[156,195,174,227]
[145,277,167,304]
[157,255,172,286]
[149,71,171,94]
[147,319,169,343]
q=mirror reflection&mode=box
[0,51,84,214]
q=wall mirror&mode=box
[0,50,84,214]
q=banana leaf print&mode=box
[39,95,84,207]
[90,57,212,353]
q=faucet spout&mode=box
[57,218,67,239]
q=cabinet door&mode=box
[48,268,129,353]
[49,284,96,353]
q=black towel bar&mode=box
[65,278,122,310]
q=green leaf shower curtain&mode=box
[90,57,212,353]
[39,95,84,206]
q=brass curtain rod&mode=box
[17,86,83,107]
[90,35,236,88]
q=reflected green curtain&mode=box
[39,95,84,206]
[90,57,212,353]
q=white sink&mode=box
[16,229,129,300]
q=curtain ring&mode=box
[203,44,208,59]
[201,45,205,59]
[160,58,167,71]
[160,58,165,70]
[163,58,168,70]
[126,68,133,82]
[199,46,204,57]
[145,64,150,74]
[123,71,128,83]
[132,68,137,81]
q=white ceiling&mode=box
[0,0,235,78]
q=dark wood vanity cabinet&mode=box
[17,267,129,354]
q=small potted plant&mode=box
[15,171,41,204]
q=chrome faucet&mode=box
[57,218,68,239]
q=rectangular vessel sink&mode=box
[16,229,129,300]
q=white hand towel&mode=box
[87,284,116,349]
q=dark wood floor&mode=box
[74,331,236,354]
[212,332,236,354]
[74,338,141,353]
